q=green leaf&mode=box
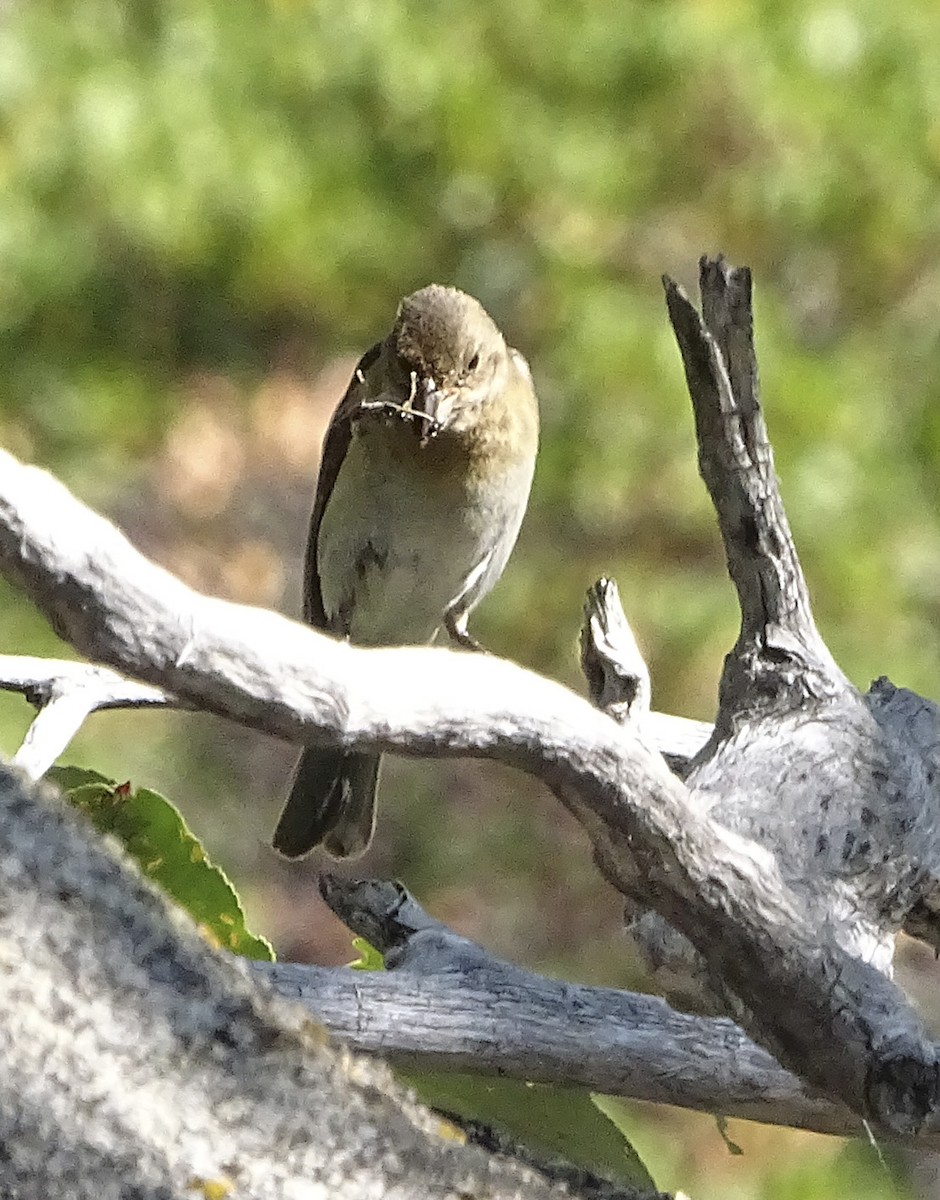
[399,1071,655,1191]
[348,936,385,971]
[48,765,274,962]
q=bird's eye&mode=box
[467,352,480,372]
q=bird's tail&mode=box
[273,749,380,859]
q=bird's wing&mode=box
[302,339,383,631]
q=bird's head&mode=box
[389,285,509,437]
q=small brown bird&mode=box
[273,284,540,859]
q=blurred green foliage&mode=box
[3,0,940,693]
[1,0,939,1193]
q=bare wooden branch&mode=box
[0,653,707,776]
[251,876,940,1146]
[664,260,847,722]
[0,759,651,1200]
[655,261,940,1130]
[257,962,869,1137]
[0,656,176,777]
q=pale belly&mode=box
[317,421,529,646]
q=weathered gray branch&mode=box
[251,876,918,1145]
[259,958,861,1135]
[654,260,940,1128]
[0,656,177,777]
[0,760,653,1200]
[0,653,708,779]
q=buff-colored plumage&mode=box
[274,285,539,859]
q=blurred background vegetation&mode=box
[1,0,939,1193]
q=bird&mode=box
[273,284,540,859]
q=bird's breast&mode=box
[316,416,534,645]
